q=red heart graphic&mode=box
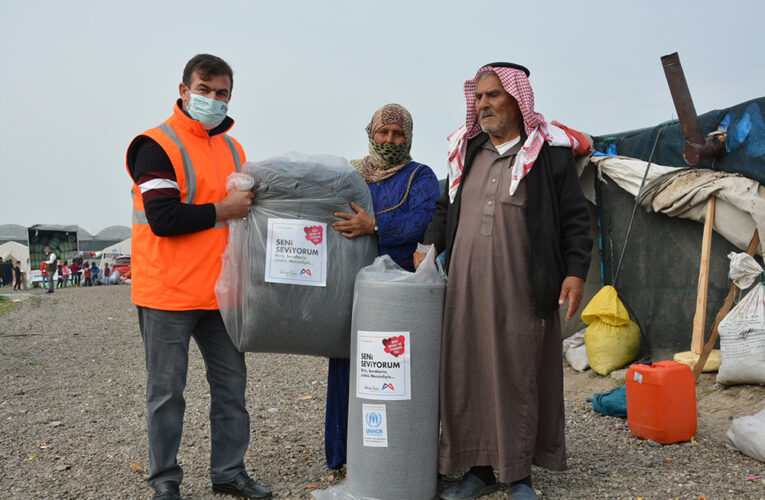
[382,336,405,357]
[304,225,323,245]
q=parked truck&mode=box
[27,224,80,272]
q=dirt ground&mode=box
[0,285,764,499]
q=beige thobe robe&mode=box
[438,140,566,483]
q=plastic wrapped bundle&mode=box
[313,249,445,500]
[216,152,377,358]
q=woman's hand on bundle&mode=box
[333,202,376,239]
[412,251,427,269]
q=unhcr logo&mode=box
[366,411,382,429]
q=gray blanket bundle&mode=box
[313,252,445,500]
[216,153,377,358]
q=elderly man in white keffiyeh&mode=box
[414,62,593,499]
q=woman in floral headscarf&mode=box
[325,103,441,468]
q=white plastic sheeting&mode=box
[589,155,765,253]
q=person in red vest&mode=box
[126,54,268,500]
[40,261,47,289]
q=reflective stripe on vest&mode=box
[223,134,242,173]
[133,209,149,225]
[130,129,238,229]
[132,192,223,228]
[158,123,197,203]
[131,191,149,225]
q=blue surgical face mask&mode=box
[186,92,228,129]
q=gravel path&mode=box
[1,285,764,499]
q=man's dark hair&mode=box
[182,54,234,90]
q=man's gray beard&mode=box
[480,122,505,136]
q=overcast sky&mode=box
[1,1,763,234]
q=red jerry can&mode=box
[625,360,697,444]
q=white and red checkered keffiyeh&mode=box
[447,65,579,203]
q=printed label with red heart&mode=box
[304,225,323,245]
[382,335,406,357]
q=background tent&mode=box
[0,224,27,245]
[78,225,130,252]
[99,238,131,268]
[0,241,30,277]
[92,225,131,253]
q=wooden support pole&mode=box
[691,196,716,354]
[693,229,760,381]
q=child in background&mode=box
[13,261,22,291]
[56,265,64,288]
[103,263,111,285]
[91,262,100,285]
[41,262,48,289]
[70,260,79,287]
[84,262,92,286]
[62,261,70,288]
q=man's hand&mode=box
[558,276,585,321]
[413,251,427,270]
[214,189,254,220]
[333,202,375,239]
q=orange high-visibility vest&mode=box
[126,103,245,310]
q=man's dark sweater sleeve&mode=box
[127,136,217,236]
[422,185,450,253]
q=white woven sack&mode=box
[726,408,765,463]
[717,253,765,385]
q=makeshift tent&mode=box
[0,241,30,277]
[99,238,131,268]
[593,97,765,184]
[587,97,765,360]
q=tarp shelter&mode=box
[0,241,30,277]
[593,97,765,183]
[587,97,765,360]
[99,238,131,268]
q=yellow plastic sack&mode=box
[581,285,629,326]
[585,318,641,375]
[582,286,641,375]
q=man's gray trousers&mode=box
[137,306,250,487]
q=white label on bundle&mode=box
[264,218,327,287]
[362,404,388,447]
[356,331,411,400]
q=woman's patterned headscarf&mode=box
[351,104,413,183]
